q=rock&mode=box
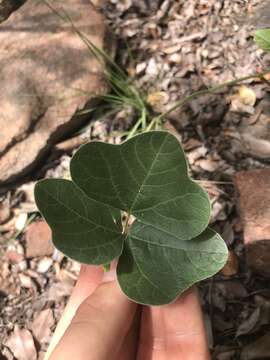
[0,0,26,23]
[0,195,10,224]
[25,221,54,258]
[37,257,53,273]
[0,0,110,184]
[234,169,270,276]
[15,212,28,231]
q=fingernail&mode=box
[102,268,117,283]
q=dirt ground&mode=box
[1,1,270,359]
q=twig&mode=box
[146,70,270,131]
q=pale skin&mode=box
[47,265,211,360]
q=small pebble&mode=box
[15,213,28,231]
[19,273,33,289]
[37,257,53,274]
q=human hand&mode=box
[46,265,210,360]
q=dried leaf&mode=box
[238,86,257,106]
[147,91,169,112]
[241,333,270,359]
[221,251,238,276]
[237,308,261,337]
[46,280,74,302]
[197,159,219,172]
[237,297,270,337]
[5,325,37,360]
[31,309,54,344]
[241,134,270,159]
[19,274,33,289]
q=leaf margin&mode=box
[117,221,228,305]
[34,178,124,265]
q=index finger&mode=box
[45,264,103,359]
[137,287,210,360]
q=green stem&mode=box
[141,107,147,130]
[103,263,111,272]
[146,70,270,131]
[146,116,160,132]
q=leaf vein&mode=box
[39,187,120,234]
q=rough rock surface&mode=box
[235,169,270,276]
[25,221,54,258]
[0,0,109,184]
[0,0,26,22]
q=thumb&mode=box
[49,271,137,360]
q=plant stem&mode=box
[162,70,270,118]
[103,263,111,272]
[123,214,131,235]
[146,70,270,131]
[258,73,270,87]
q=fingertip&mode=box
[137,287,210,360]
[50,281,137,360]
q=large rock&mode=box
[234,169,270,276]
[0,0,27,22]
[0,0,109,184]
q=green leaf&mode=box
[70,131,210,240]
[254,29,270,52]
[35,131,228,305]
[34,179,124,265]
[117,221,228,305]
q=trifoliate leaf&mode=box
[35,131,228,305]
